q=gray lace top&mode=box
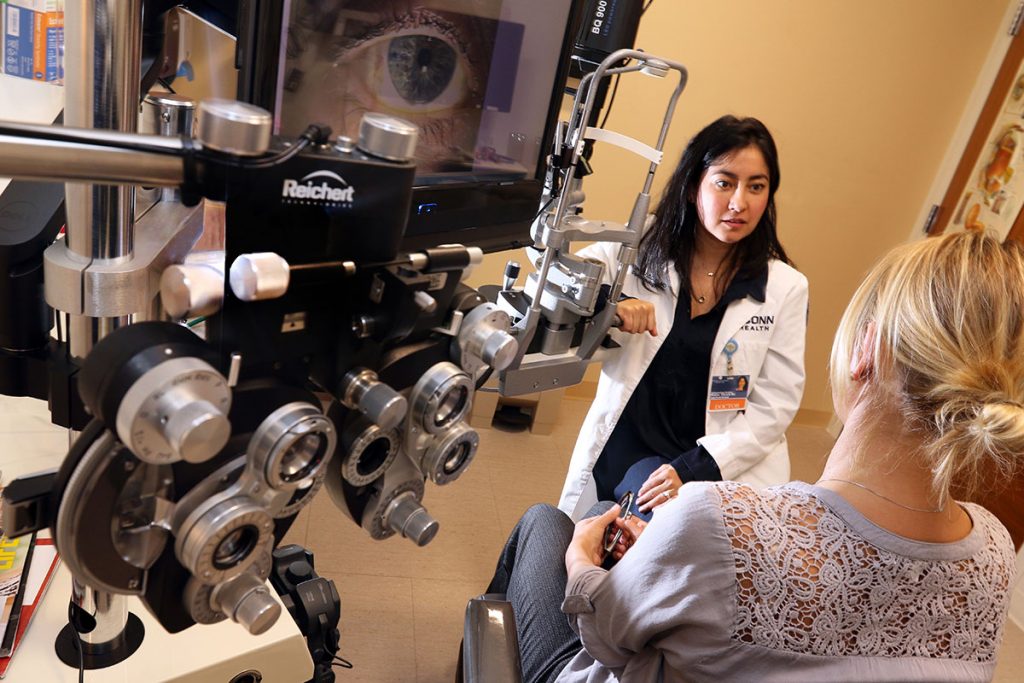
[558,481,1016,683]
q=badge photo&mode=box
[709,374,750,412]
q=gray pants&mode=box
[486,502,613,683]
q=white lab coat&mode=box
[558,241,808,520]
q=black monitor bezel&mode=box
[235,0,583,253]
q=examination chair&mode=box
[459,593,523,683]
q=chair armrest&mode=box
[461,593,523,683]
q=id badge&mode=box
[708,375,750,412]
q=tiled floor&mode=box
[1,393,1022,682]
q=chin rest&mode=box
[458,593,524,683]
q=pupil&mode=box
[388,35,455,104]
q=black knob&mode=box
[286,560,313,584]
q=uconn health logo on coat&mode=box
[742,314,774,332]
[281,171,355,207]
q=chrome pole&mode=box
[64,0,143,359]
[61,0,144,659]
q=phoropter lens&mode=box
[443,441,471,475]
[357,436,392,478]
[247,402,336,491]
[409,362,473,436]
[279,432,327,483]
[213,524,259,570]
[434,386,468,429]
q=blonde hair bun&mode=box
[830,230,1024,495]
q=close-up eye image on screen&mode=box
[279,0,541,182]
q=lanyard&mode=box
[722,338,738,375]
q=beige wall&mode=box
[467,0,1013,415]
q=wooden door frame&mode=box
[930,27,1024,239]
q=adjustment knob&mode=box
[166,400,231,464]
[457,303,518,372]
[232,586,281,636]
[160,255,225,319]
[115,356,232,465]
[341,368,408,431]
[196,99,272,157]
[213,571,282,636]
[357,113,418,162]
[229,253,290,302]
[477,330,517,371]
[386,492,439,547]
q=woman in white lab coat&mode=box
[558,115,808,521]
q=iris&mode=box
[387,35,456,104]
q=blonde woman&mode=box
[486,230,1020,682]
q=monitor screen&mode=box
[254,0,578,251]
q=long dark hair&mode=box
[635,115,791,293]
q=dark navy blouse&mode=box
[591,265,768,501]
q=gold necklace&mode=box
[691,263,724,305]
[816,478,945,513]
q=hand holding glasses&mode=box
[602,490,635,559]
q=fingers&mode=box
[570,504,624,568]
[636,466,681,513]
[600,503,622,523]
[617,300,658,336]
[637,464,672,498]
[644,304,658,337]
[609,517,647,560]
[579,504,620,529]
[637,487,673,513]
[577,504,621,544]
[613,515,646,540]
